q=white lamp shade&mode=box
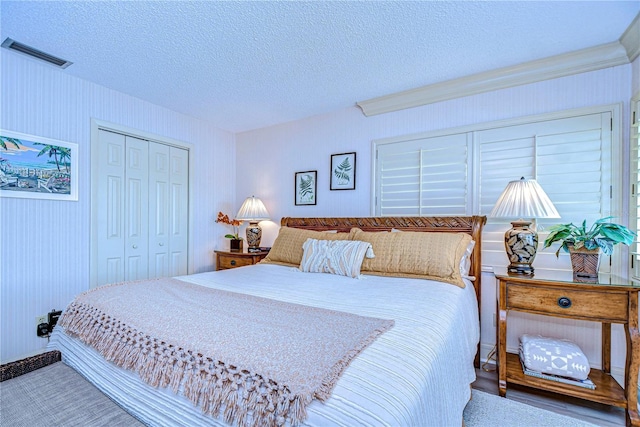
[235,196,270,221]
[490,177,560,219]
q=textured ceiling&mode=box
[1,1,638,133]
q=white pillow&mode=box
[519,335,590,380]
[460,240,476,278]
[300,239,374,278]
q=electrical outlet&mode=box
[36,315,47,326]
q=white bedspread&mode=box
[50,264,479,427]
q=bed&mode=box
[50,215,486,427]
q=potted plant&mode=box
[542,217,635,277]
[216,211,244,252]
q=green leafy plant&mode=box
[542,217,635,257]
[333,157,352,185]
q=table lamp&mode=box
[490,177,560,274]
[236,196,270,252]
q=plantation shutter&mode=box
[375,133,469,216]
[478,113,611,270]
[630,97,640,281]
[373,110,613,272]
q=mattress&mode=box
[50,263,479,426]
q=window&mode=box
[374,107,618,273]
[375,133,470,216]
[630,96,640,281]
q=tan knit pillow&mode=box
[260,227,353,267]
[351,228,473,287]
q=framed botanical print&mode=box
[295,170,317,205]
[330,152,356,190]
[0,130,79,201]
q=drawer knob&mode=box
[230,260,236,266]
[557,297,572,308]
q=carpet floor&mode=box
[1,362,598,427]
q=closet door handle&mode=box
[132,244,138,249]
[159,243,164,246]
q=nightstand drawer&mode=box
[220,256,253,268]
[218,256,254,269]
[215,250,269,271]
[506,284,628,322]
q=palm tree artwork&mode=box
[34,143,71,172]
[0,136,21,151]
[0,131,76,199]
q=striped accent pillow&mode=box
[300,239,374,278]
[261,227,353,267]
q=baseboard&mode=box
[0,350,61,382]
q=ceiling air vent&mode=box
[2,38,72,68]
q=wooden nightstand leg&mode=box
[602,322,611,374]
[497,280,508,397]
[498,307,508,397]
[624,293,639,427]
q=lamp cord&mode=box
[482,344,497,372]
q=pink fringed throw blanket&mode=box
[59,278,394,427]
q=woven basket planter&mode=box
[568,246,600,278]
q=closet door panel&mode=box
[124,136,149,281]
[96,130,126,286]
[148,142,170,279]
[169,146,189,276]
[93,127,189,286]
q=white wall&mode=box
[0,50,236,363]
[633,55,640,96]
[236,62,635,378]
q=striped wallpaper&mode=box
[0,50,235,362]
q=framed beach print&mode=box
[330,152,356,190]
[295,170,317,206]
[0,130,78,201]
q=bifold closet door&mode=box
[123,136,149,281]
[96,131,149,285]
[148,143,188,278]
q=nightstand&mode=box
[495,269,639,426]
[215,250,269,271]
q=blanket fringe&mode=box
[59,302,307,427]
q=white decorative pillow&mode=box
[261,227,353,267]
[300,239,374,278]
[460,240,476,278]
[519,335,590,380]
